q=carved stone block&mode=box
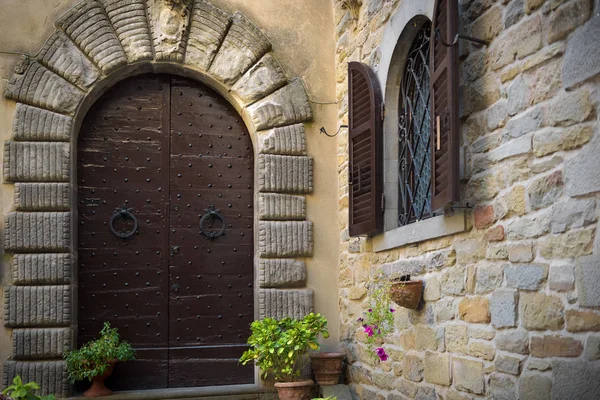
[3,360,67,397]
[13,254,71,285]
[259,259,307,288]
[14,183,71,211]
[4,212,71,252]
[259,194,306,220]
[209,12,271,85]
[259,289,314,319]
[12,104,72,142]
[248,80,313,130]
[12,328,72,360]
[100,0,153,62]
[259,123,307,155]
[185,0,230,71]
[4,285,71,327]
[147,0,192,62]
[37,31,101,89]
[56,0,128,73]
[258,154,313,194]
[3,142,70,182]
[258,221,313,258]
[231,53,287,105]
[5,60,84,115]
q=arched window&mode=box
[398,21,433,226]
[367,0,464,251]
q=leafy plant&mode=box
[357,274,396,362]
[64,322,135,383]
[2,375,56,400]
[239,313,329,382]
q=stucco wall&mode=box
[0,0,339,391]
[335,0,600,398]
[207,0,341,352]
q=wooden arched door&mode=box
[77,74,254,390]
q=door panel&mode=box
[167,345,254,387]
[78,75,171,390]
[167,77,254,387]
[78,74,254,391]
[104,349,168,391]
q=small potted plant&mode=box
[240,313,329,400]
[389,274,423,310]
[1,375,56,400]
[64,322,135,397]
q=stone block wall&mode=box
[335,0,600,398]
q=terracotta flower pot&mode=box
[390,280,423,310]
[310,352,345,385]
[83,361,117,397]
[274,379,314,400]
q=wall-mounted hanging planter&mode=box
[390,276,423,310]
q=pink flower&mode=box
[357,317,363,322]
[364,325,374,337]
[368,308,372,312]
[376,347,388,361]
[390,308,396,313]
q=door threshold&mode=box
[68,384,276,400]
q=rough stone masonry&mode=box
[335,0,600,399]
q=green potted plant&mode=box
[240,313,329,400]
[64,322,135,397]
[1,375,55,400]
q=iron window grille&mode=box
[398,21,434,227]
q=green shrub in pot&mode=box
[64,322,135,383]
[239,312,329,382]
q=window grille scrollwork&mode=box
[398,22,433,227]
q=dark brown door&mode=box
[78,74,254,391]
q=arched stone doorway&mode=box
[3,0,315,395]
[77,73,254,389]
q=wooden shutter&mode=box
[348,62,383,237]
[430,0,460,212]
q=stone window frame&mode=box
[371,0,467,252]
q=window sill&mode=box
[372,211,467,252]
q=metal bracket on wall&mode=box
[320,125,348,137]
[0,50,30,56]
[445,203,474,217]
[451,204,474,210]
[435,28,488,47]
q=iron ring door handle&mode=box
[199,205,226,239]
[109,206,138,239]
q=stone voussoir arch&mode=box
[3,0,315,395]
